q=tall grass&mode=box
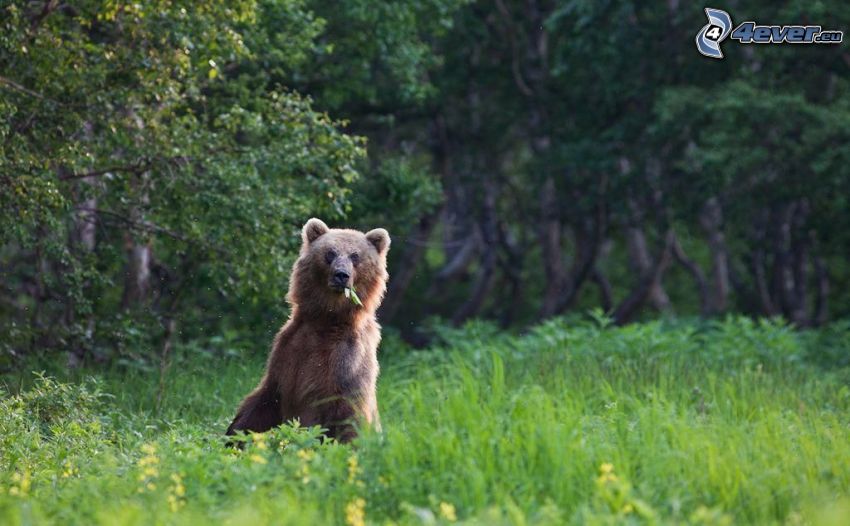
[1,317,849,525]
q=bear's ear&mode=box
[302,218,329,244]
[365,228,391,255]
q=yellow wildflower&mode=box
[345,497,366,526]
[137,445,161,492]
[139,455,159,466]
[347,454,360,484]
[596,462,619,484]
[297,448,314,484]
[597,473,618,484]
[61,461,78,478]
[252,432,268,450]
[171,477,186,496]
[167,473,186,512]
[439,502,457,522]
[9,471,31,497]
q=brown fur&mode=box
[226,218,390,443]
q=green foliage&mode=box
[302,0,464,110]
[349,155,443,229]
[656,81,850,220]
[1,318,849,524]
[369,0,850,324]
[0,373,109,519]
[0,0,366,358]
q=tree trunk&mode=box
[750,210,778,316]
[590,267,613,312]
[670,233,710,316]
[699,197,730,314]
[538,175,565,316]
[122,233,152,309]
[121,173,153,309]
[625,224,672,312]
[613,230,675,325]
[378,212,438,322]
[451,243,498,325]
[120,110,153,311]
[496,220,524,327]
[66,173,98,365]
[553,215,602,314]
[769,203,796,319]
[521,2,560,317]
[72,197,97,251]
[429,231,479,293]
[452,182,499,324]
[789,201,810,326]
[812,255,829,326]
[620,171,670,313]
[29,228,49,351]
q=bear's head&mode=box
[288,218,391,318]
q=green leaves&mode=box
[0,0,370,356]
[344,286,363,307]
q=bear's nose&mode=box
[333,270,350,284]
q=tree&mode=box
[1,0,363,361]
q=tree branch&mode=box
[0,75,46,100]
[612,229,675,325]
[58,156,192,181]
[74,207,191,244]
[494,0,534,97]
[28,0,60,34]
[670,233,710,316]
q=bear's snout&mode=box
[332,269,351,287]
[329,258,353,290]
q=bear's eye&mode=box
[325,250,337,264]
[350,253,360,266]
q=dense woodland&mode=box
[2,1,850,364]
[2,5,850,523]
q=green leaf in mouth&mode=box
[344,286,363,307]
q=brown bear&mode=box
[226,218,390,443]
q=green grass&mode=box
[2,317,850,525]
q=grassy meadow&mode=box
[1,317,850,525]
